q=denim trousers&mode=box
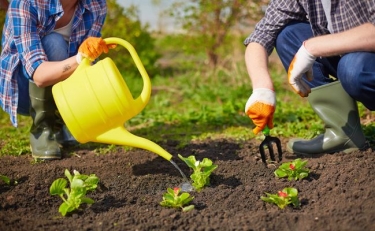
[17,32,69,115]
[275,21,375,110]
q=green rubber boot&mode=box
[287,81,368,155]
[55,111,79,147]
[29,82,61,160]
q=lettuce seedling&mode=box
[160,187,194,212]
[178,154,218,192]
[50,169,99,216]
[274,158,309,181]
[261,187,300,209]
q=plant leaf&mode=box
[58,202,71,216]
[284,187,298,197]
[200,158,213,167]
[84,175,99,191]
[182,205,195,212]
[71,178,84,189]
[178,154,197,169]
[0,175,10,185]
[274,169,287,178]
[64,169,73,183]
[298,172,309,180]
[203,164,218,173]
[162,194,174,202]
[166,187,175,195]
[179,193,193,203]
[81,196,95,204]
[50,178,67,195]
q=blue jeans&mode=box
[17,32,69,115]
[275,21,375,110]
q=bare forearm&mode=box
[245,42,274,90]
[33,56,79,87]
[305,23,375,57]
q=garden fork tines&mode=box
[259,126,282,164]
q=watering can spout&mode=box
[93,127,173,161]
[52,37,172,161]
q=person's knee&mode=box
[339,52,375,110]
[41,32,66,47]
[41,32,69,61]
[276,21,311,49]
[275,25,296,53]
[338,54,366,97]
[275,21,312,70]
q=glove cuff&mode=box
[245,88,276,112]
[301,41,316,60]
[76,53,83,64]
[252,88,276,103]
[253,88,275,94]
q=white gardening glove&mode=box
[287,42,316,97]
[245,88,276,135]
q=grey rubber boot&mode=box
[287,81,367,155]
[55,111,79,147]
[29,82,61,160]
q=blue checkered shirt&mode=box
[0,0,107,126]
[244,0,375,55]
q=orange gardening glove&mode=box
[76,37,116,63]
[287,42,316,97]
[245,88,276,135]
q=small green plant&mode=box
[274,158,309,181]
[0,174,10,185]
[261,187,300,209]
[50,169,99,216]
[178,154,218,192]
[160,187,195,212]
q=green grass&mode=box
[0,112,31,156]
[1,53,374,157]
[123,60,323,145]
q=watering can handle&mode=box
[77,37,152,109]
[105,37,152,108]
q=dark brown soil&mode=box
[1,137,375,231]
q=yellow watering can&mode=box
[52,37,172,161]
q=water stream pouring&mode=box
[52,37,192,190]
[170,160,194,192]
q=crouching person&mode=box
[0,0,113,160]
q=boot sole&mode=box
[286,143,368,156]
[32,155,61,160]
[30,145,62,160]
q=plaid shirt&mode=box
[244,0,375,55]
[0,0,107,127]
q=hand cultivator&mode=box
[259,126,282,164]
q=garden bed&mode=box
[1,138,375,231]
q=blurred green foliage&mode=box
[166,0,268,68]
[101,0,161,77]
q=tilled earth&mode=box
[1,138,375,231]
